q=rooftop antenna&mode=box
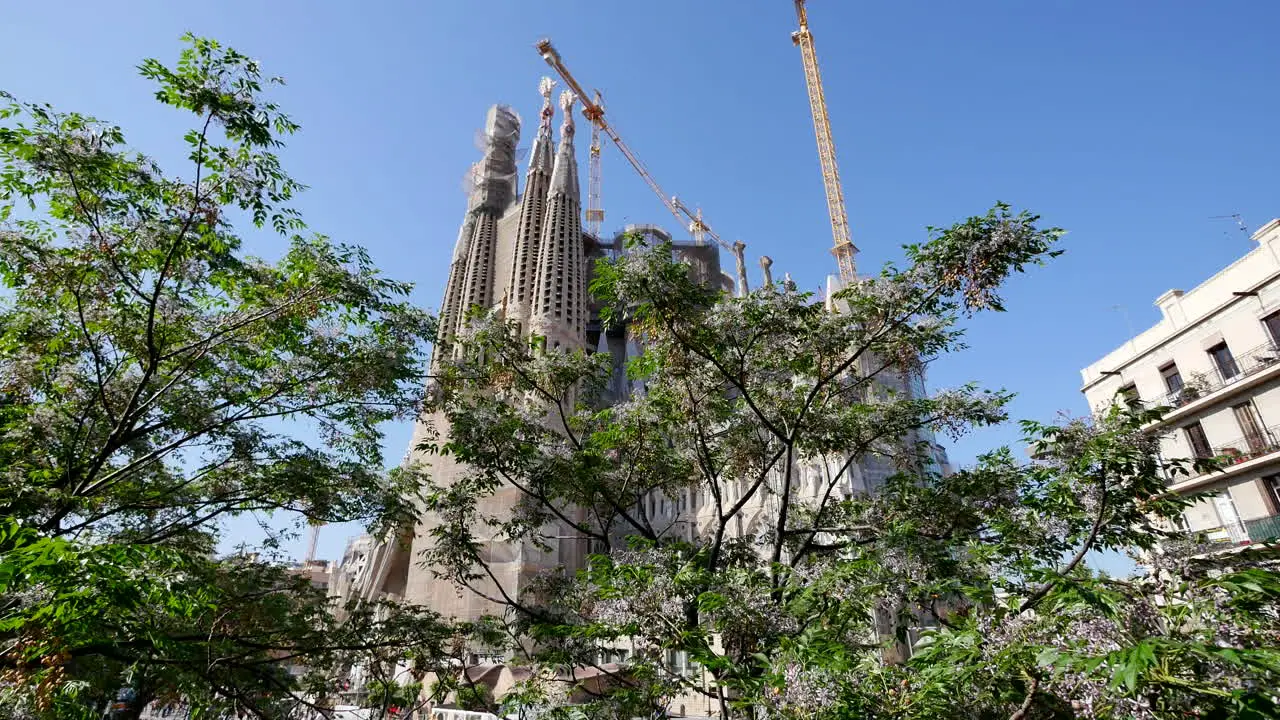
[1209,214,1247,238]
[1111,304,1135,336]
[1111,304,1138,353]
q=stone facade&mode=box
[358,82,951,670]
[358,82,618,621]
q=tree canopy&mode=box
[421,215,1280,718]
[2,33,1277,720]
[0,35,450,719]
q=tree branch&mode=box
[1017,477,1108,615]
[1009,673,1039,720]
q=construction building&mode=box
[355,81,742,622]
[327,534,374,613]
[348,80,950,715]
[1080,219,1280,551]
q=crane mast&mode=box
[535,39,748,292]
[304,523,320,564]
[792,0,857,283]
[585,90,605,238]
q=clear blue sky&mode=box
[6,1,1279,564]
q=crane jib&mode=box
[534,38,748,282]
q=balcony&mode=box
[1143,340,1280,428]
[1165,424,1280,493]
[1160,516,1280,559]
[1246,514,1280,543]
[1161,525,1250,559]
[1209,424,1280,467]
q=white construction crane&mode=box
[304,523,321,564]
[535,39,750,295]
[585,89,605,237]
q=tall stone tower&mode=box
[507,78,557,334]
[358,79,949,635]
[434,104,520,366]
[384,81,598,623]
[529,90,587,351]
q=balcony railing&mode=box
[1165,424,1280,486]
[1213,339,1280,383]
[1208,423,1280,466]
[1146,340,1280,410]
[1161,525,1250,558]
[1246,514,1280,543]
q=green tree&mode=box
[454,683,496,713]
[0,36,449,719]
[421,214,1280,718]
[365,679,424,718]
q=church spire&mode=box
[547,90,579,198]
[529,91,585,349]
[533,76,555,168]
[457,106,519,335]
[508,78,557,331]
[426,104,519,370]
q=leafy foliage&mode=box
[421,215,1280,718]
[365,679,423,718]
[0,35,448,718]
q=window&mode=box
[1184,421,1212,459]
[1208,342,1240,380]
[1118,383,1140,404]
[1214,492,1244,536]
[1160,363,1184,394]
[666,649,693,677]
[599,648,629,665]
[1173,512,1189,532]
[1232,402,1268,453]
[1265,475,1280,510]
[1264,310,1280,346]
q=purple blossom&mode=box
[763,663,839,718]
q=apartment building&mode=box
[1080,219,1280,549]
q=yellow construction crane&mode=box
[791,0,857,283]
[585,89,605,238]
[535,39,749,294]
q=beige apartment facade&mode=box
[1080,219,1280,548]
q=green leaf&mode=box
[1035,647,1060,668]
